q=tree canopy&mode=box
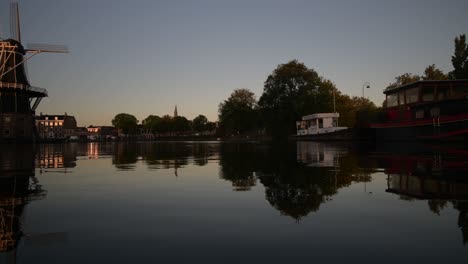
[423,64,448,80]
[450,34,468,79]
[142,115,161,134]
[258,60,345,137]
[192,115,208,133]
[218,88,258,135]
[112,113,138,135]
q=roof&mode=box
[36,114,75,121]
[302,112,339,121]
[384,79,468,94]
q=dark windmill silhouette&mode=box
[0,1,68,141]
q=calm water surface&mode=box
[1,141,468,263]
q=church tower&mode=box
[174,105,178,118]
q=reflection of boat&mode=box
[371,80,468,141]
[296,141,347,167]
[371,146,468,199]
[295,113,348,138]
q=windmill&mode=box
[0,1,68,141]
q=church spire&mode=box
[174,105,178,117]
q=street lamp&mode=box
[362,82,370,98]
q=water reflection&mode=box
[371,143,468,245]
[0,144,46,262]
[3,140,468,261]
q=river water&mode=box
[0,141,467,263]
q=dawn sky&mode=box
[1,0,467,126]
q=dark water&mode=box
[1,141,468,263]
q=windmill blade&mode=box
[27,43,69,53]
[10,1,21,42]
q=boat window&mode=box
[421,85,434,102]
[398,92,405,105]
[387,94,398,107]
[452,84,468,97]
[436,85,449,101]
[318,119,323,128]
[405,87,419,103]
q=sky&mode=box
[1,0,467,126]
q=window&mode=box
[421,86,434,102]
[318,119,323,128]
[452,84,468,96]
[436,85,449,101]
[398,92,405,105]
[387,94,398,107]
[406,87,419,103]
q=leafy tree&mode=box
[158,115,173,134]
[142,115,161,134]
[112,113,138,135]
[218,88,257,135]
[423,64,448,80]
[172,116,191,134]
[192,115,208,133]
[258,60,336,138]
[450,34,468,79]
[386,73,421,90]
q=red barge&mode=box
[371,80,468,141]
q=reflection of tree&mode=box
[218,142,369,220]
[257,144,368,221]
[112,143,138,171]
[428,200,448,215]
[453,201,468,245]
[219,143,257,191]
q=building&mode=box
[87,126,117,139]
[35,113,77,140]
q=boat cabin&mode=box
[383,80,468,122]
[296,113,348,136]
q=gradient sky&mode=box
[1,0,467,126]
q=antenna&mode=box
[10,1,21,42]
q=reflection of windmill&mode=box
[0,1,68,141]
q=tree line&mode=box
[112,113,216,136]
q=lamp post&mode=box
[332,89,336,113]
[362,82,370,98]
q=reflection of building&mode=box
[296,141,346,167]
[0,144,46,255]
[35,113,77,140]
[36,144,77,169]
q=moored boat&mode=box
[371,80,468,141]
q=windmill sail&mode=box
[27,43,69,53]
[10,2,21,42]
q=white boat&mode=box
[296,113,348,136]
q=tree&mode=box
[450,34,468,79]
[386,73,421,90]
[142,115,161,134]
[218,89,257,135]
[112,113,138,135]
[172,116,191,134]
[192,115,208,133]
[258,60,328,138]
[423,64,448,80]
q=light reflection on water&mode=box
[0,141,468,263]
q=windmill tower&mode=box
[0,1,68,142]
